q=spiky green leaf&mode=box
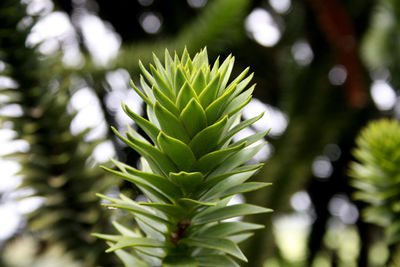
[180,237,247,262]
[157,132,196,171]
[106,237,168,253]
[154,101,190,143]
[189,116,228,158]
[192,204,272,225]
[180,98,207,138]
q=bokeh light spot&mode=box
[139,12,163,34]
[328,65,347,85]
[245,8,281,47]
[370,80,397,111]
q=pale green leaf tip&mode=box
[138,59,144,68]
[105,248,114,253]
[96,192,106,198]
[99,165,108,171]
[109,157,119,165]
[170,170,203,175]
[92,232,102,238]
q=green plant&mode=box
[0,1,116,264]
[349,119,400,244]
[94,48,272,266]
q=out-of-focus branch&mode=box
[306,0,368,108]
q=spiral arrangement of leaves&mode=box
[350,119,400,244]
[95,48,272,266]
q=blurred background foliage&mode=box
[0,0,399,266]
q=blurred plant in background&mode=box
[0,0,117,265]
[350,119,400,266]
[0,0,399,266]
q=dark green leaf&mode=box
[130,80,152,106]
[198,74,220,108]
[152,86,180,117]
[195,221,264,238]
[198,164,263,195]
[176,81,198,111]
[179,98,207,138]
[227,73,254,103]
[205,84,238,124]
[225,67,249,92]
[170,171,204,195]
[227,233,253,243]
[139,60,156,89]
[105,202,173,228]
[180,237,247,262]
[106,237,168,253]
[140,202,184,221]
[192,204,272,225]
[191,69,206,95]
[122,104,160,144]
[101,165,171,203]
[193,142,247,174]
[200,169,259,201]
[124,128,178,175]
[218,56,235,94]
[152,52,173,88]
[174,65,188,95]
[209,142,265,177]
[221,86,254,117]
[219,112,264,146]
[216,182,272,199]
[157,132,196,171]
[189,116,228,158]
[215,55,232,94]
[112,127,175,176]
[229,131,269,148]
[178,197,215,207]
[108,159,182,199]
[154,101,190,143]
[150,65,175,101]
[92,233,122,242]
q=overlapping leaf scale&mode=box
[96,48,272,266]
[180,98,207,138]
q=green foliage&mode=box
[349,119,400,244]
[0,0,116,265]
[95,48,272,266]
